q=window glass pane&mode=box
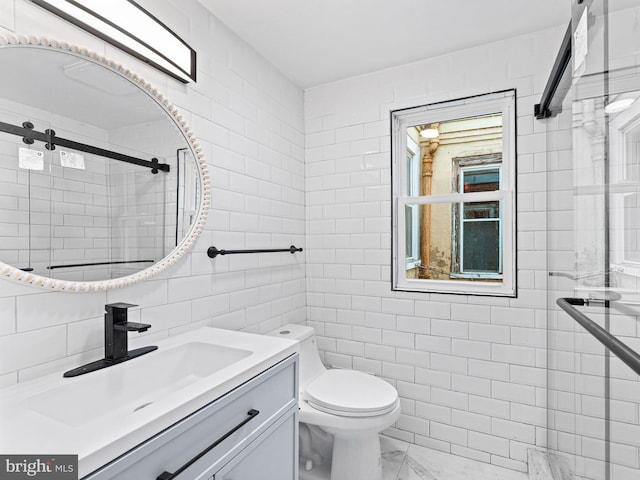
[462,168,500,192]
[415,113,504,196]
[625,126,640,181]
[405,205,414,258]
[406,137,420,196]
[624,193,640,262]
[401,201,502,281]
[463,201,500,219]
[462,221,500,273]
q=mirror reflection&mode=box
[603,90,640,282]
[0,45,200,282]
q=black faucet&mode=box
[63,303,158,378]
[105,302,152,360]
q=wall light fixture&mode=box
[29,0,196,83]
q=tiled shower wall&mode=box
[0,0,305,384]
[304,27,565,472]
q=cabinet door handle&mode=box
[157,409,260,480]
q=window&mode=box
[391,91,517,296]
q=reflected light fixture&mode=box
[29,0,196,83]
[605,97,636,114]
[420,126,439,139]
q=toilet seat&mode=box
[304,369,398,417]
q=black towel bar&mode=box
[207,245,303,259]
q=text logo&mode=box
[0,455,77,480]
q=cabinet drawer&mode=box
[84,354,297,480]
[214,405,298,480]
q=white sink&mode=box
[27,342,251,427]
[0,327,298,478]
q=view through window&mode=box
[391,91,516,296]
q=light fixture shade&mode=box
[420,127,439,139]
[605,97,635,114]
[29,0,197,83]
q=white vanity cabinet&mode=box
[83,354,298,480]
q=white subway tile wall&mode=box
[304,26,567,472]
[0,0,305,382]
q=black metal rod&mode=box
[207,245,303,259]
[47,260,154,270]
[556,297,640,377]
[0,120,170,173]
[534,22,572,119]
[157,409,260,480]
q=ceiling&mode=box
[0,48,167,131]
[197,0,571,89]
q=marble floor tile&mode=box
[381,436,411,480]
[381,436,528,480]
[528,449,572,480]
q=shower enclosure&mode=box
[544,1,640,479]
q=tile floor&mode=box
[381,436,528,480]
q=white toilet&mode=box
[268,324,401,480]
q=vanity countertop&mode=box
[0,327,298,478]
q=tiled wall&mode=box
[304,27,565,472]
[0,0,305,385]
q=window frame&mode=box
[391,90,517,297]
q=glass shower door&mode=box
[546,1,640,480]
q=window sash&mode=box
[405,137,420,267]
[460,216,502,277]
[458,164,503,277]
[395,189,514,295]
[398,190,508,206]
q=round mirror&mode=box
[0,34,210,291]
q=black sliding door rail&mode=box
[535,22,572,119]
[557,297,640,376]
[0,120,170,173]
[207,245,303,259]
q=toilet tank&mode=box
[267,324,327,390]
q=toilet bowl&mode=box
[268,324,401,480]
